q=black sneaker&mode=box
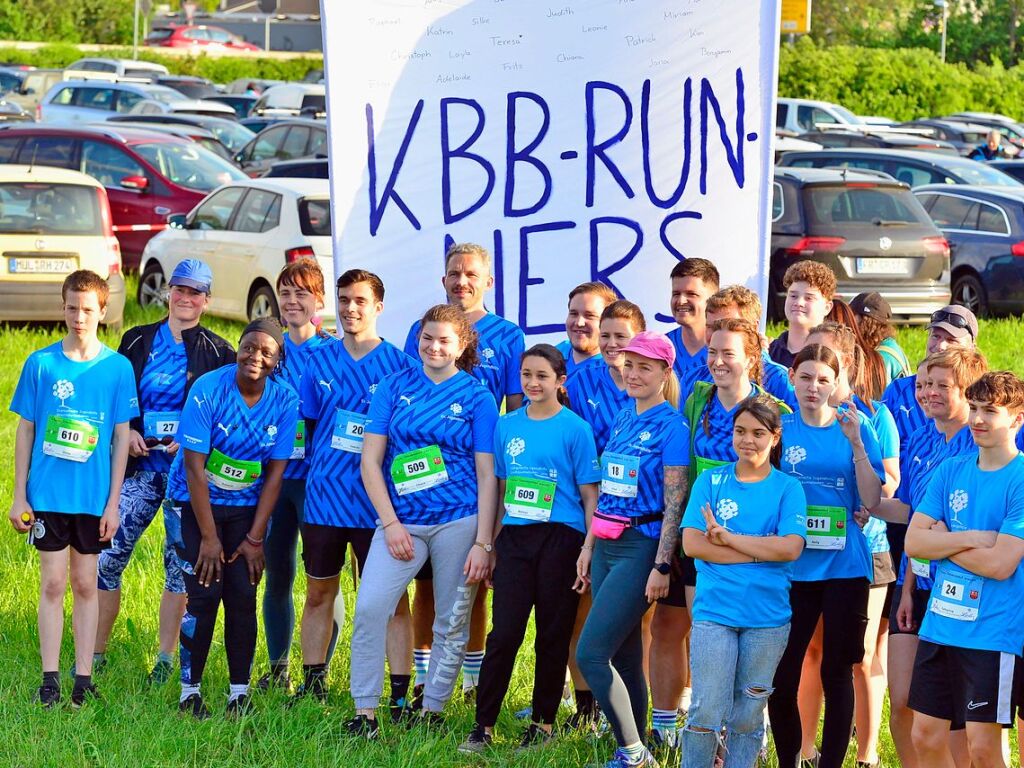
[409,684,424,711]
[147,660,174,686]
[457,724,492,754]
[35,684,60,709]
[256,672,293,694]
[225,694,253,718]
[390,701,414,724]
[647,728,679,753]
[179,693,210,720]
[70,683,100,708]
[462,685,477,704]
[288,680,327,706]
[563,708,598,734]
[343,714,380,740]
[517,723,553,751]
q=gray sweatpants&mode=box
[350,514,479,712]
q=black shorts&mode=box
[680,554,697,588]
[908,639,1020,728]
[301,523,373,580]
[658,554,688,608]
[28,511,109,555]
[888,586,930,636]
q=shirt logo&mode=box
[587,398,600,410]
[52,379,74,406]
[216,422,231,438]
[638,431,651,443]
[148,351,157,361]
[193,394,207,408]
[716,498,739,527]
[967,700,988,711]
[399,395,415,406]
[368,383,378,394]
[266,425,278,438]
[481,348,495,361]
[949,489,968,525]
[319,379,334,392]
[450,402,463,416]
[506,437,526,465]
[899,405,914,415]
[784,445,807,473]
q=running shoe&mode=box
[517,723,554,751]
[457,724,492,754]
[179,693,210,720]
[35,684,60,709]
[70,683,100,708]
[343,714,380,740]
[147,659,174,686]
[225,693,253,718]
[589,747,660,767]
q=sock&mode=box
[73,674,92,691]
[652,708,678,746]
[575,689,596,716]
[462,650,484,690]
[680,687,692,713]
[620,742,647,762]
[413,648,431,680]
[180,682,200,703]
[156,651,173,665]
[389,674,411,707]
[42,671,60,689]
[228,683,249,703]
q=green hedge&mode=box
[780,36,1024,122]
[0,43,322,84]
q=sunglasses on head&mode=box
[144,435,174,448]
[930,309,975,337]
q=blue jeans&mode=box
[683,621,790,768]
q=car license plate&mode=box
[8,257,77,274]
[856,258,909,275]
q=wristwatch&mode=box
[474,541,493,553]
[653,561,671,575]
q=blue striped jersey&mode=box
[667,326,707,382]
[136,323,187,473]
[882,374,924,448]
[598,401,690,540]
[557,338,598,378]
[300,339,416,528]
[279,332,336,480]
[565,356,630,452]
[167,365,299,507]
[404,312,525,408]
[689,390,741,468]
[366,367,499,525]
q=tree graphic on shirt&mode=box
[949,489,968,525]
[507,437,525,466]
[716,498,739,528]
[52,379,74,407]
[784,445,806,475]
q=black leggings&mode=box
[177,503,258,686]
[768,577,870,768]
[475,523,583,727]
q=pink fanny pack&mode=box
[591,509,663,540]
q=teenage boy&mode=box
[666,258,719,383]
[905,371,1024,768]
[9,270,138,707]
[768,260,836,369]
[295,269,416,710]
[556,281,618,376]
[403,242,526,699]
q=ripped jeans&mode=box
[683,621,790,768]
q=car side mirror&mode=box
[167,213,188,229]
[23,87,34,95]
[121,175,149,191]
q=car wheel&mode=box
[247,284,279,320]
[952,273,988,318]
[138,262,167,308]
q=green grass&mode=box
[0,284,1022,767]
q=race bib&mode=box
[601,452,640,498]
[911,557,931,579]
[390,444,448,495]
[43,415,99,462]
[929,563,982,622]
[331,409,369,454]
[205,448,262,491]
[290,421,306,460]
[805,505,848,550]
[144,410,180,439]
[695,455,729,478]
[504,476,556,521]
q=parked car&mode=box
[896,119,1015,157]
[2,68,62,112]
[106,113,255,153]
[777,148,1022,188]
[797,129,958,154]
[770,167,950,322]
[204,94,257,119]
[39,81,193,123]
[63,58,169,83]
[943,114,1024,152]
[128,97,236,119]
[263,157,329,179]
[224,78,283,95]
[239,115,290,134]
[776,98,866,134]
[156,75,218,100]
[0,124,247,269]
[913,184,1024,317]
[145,25,260,52]
[987,160,1024,184]
[251,84,326,118]
[0,67,25,95]
[93,121,234,163]
[234,119,327,177]
[138,177,333,322]
[0,100,32,123]
[0,164,124,328]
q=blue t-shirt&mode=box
[493,406,601,533]
[566,356,631,453]
[882,374,924,449]
[167,365,298,507]
[11,342,138,517]
[366,366,499,525]
[779,411,886,582]
[917,454,1024,654]
[557,338,598,378]
[299,339,416,528]
[857,397,898,555]
[404,312,525,408]
[679,357,797,415]
[136,323,188,473]
[667,326,707,383]
[682,464,807,627]
[598,401,690,540]
[278,333,335,481]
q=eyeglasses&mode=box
[930,309,975,338]
[144,435,174,448]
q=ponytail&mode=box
[663,370,680,410]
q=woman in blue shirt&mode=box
[767,344,885,768]
[458,344,601,753]
[681,395,806,768]
[348,304,498,737]
[575,331,688,768]
[166,318,299,718]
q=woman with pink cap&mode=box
[575,331,688,768]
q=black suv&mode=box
[771,167,950,321]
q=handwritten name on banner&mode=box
[322,0,782,339]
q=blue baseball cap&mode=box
[169,259,212,293]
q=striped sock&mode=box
[652,708,679,746]
[413,649,431,680]
[462,650,484,690]
[620,742,647,762]
[180,682,200,703]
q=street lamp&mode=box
[935,0,948,63]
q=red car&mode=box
[0,124,247,269]
[145,25,260,52]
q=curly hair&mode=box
[418,304,479,373]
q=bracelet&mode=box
[382,519,398,529]
[581,543,594,551]
[245,533,264,547]
[854,455,870,464]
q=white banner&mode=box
[322,0,781,340]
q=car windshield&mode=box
[299,198,331,236]
[146,29,173,41]
[133,142,246,191]
[0,182,102,235]
[952,161,1023,186]
[803,185,933,227]
[833,105,864,125]
[201,120,254,151]
[142,86,186,104]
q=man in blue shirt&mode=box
[905,371,1024,766]
[666,258,719,382]
[555,281,617,377]
[9,270,138,709]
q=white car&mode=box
[128,97,236,119]
[776,98,866,134]
[63,58,169,83]
[138,177,333,323]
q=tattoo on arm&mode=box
[657,466,688,564]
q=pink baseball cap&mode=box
[621,331,676,368]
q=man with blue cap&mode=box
[94,259,236,684]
